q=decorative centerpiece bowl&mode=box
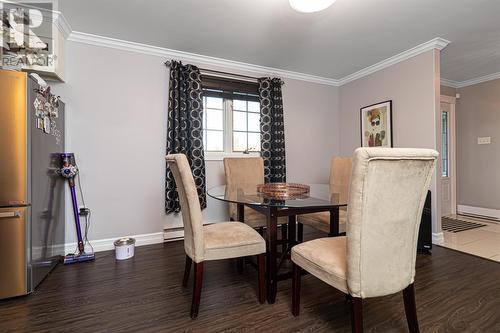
[256,183,310,200]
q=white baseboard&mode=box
[64,232,164,254]
[457,205,500,220]
[432,232,444,245]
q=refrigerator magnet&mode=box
[43,116,51,134]
[34,97,41,110]
[50,108,58,118]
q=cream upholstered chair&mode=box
[291,148,438,333]
[223,157,288,231]
[166,154,266,319]
[297,156,352,236]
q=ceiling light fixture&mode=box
[289,0,337,13]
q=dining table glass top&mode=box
[207,183,348,209]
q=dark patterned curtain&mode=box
[165,61,206,213]
[259,77,286,183]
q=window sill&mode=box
[204,151,261,161]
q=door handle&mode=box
[0,211,21,218]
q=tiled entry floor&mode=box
[438,214,500,262]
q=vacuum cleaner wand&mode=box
[59,153,95,264]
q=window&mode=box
[202,96,224,152]
[201,76,261,158]
[232,96,261,152]
[441,111,449,177]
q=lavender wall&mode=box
[52,40,340,245]
[338,50,442,236]
[456,79,500,210]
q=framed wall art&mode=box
[360,100,393,147]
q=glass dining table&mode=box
[207,183,347,304]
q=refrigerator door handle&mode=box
[0,211,21,218]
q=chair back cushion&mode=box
[330,156,353,204]
[223,157,265,219]
[166,154,205,262]
[346,148,437,298]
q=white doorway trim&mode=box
[440,95,457,216]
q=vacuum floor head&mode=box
[63,252,95,265]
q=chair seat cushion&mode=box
[232,206,288,228]
[203,222,266,261]
[297,209,347,233]
[291,236,348,293]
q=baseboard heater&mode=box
[163,227,184,242]
[457,205,500,222]
[458,212,499,222]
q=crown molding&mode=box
[68,32,453,88]
[54,11,72,39]
[68,31,341,86]
[459,72,500,87]
[338,37,451,86]
[440,78,459,88]
[442,72,500,89]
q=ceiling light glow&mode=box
[289,0,337,13]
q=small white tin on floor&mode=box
[114,237,135,260]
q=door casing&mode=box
[440,95,457,216]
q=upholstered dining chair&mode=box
[291,148,438,333]
[223,157,288,234]
[166,154,266,319]
[297,156,352,237]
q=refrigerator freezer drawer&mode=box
[0,207,28,299]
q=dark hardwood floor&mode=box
[1,229,499,333]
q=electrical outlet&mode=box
[477,137,491,145]
[79,207,90,216]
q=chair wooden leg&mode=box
[350,297,363,333]
[182,255,192,287]
[190,262,204,319]
[281,224,288,252]
[257,254,266,304]
[403,283,420,333]
[237,257,244,274]
[291,263,301,316]
[288,215,296,246]
[281,224,288,239]
[297,223,304,243]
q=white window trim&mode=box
[204,151,261,161]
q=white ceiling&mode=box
[60,0,500,82]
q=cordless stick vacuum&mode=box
[60,153,95,264]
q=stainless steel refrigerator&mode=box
[0,69,65,299]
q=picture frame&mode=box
[360,100,393,147]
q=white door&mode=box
[441,96,456,216]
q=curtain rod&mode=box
[164,60,284,85]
